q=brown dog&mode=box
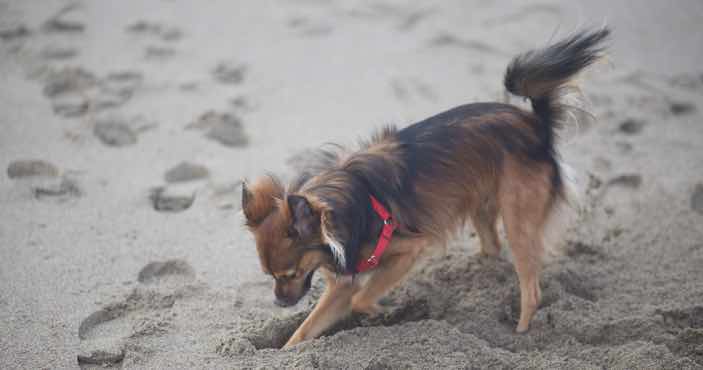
[242,28,609,348]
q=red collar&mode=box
[356,195,396,273]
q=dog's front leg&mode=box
[283,272,355,348]
[351,248,420,316]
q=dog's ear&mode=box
[287,194,319,239]
[242,176,283,227]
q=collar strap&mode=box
[356,195,396,273]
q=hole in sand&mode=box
[240,298,432,350]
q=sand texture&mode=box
[1,1,702,369]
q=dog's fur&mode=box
[242,28,610,347]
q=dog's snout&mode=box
[273,297,295,307]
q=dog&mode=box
[242,28,609,348]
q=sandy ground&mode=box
[1,1,702,369]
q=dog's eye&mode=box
[273,269,298,281]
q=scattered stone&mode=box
[691,184,703,215]
[7,160,59,179]
[94,119,137,147]
[150,187,195,212]
[670,101,696,116]
[164,162,209,183]
[618,119,644,135]
[212,63,246,84]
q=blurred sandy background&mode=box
[1,1,702,369]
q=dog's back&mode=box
[302,29,609,250]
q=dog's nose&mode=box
[274,297,294,307]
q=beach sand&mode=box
[1,1,702,368]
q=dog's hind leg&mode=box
[471,198,501,257]
[499,161,554,333]
[284,270,356,348]
[351,241,423,316]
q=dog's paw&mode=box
[282,332,304,349]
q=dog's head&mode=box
[242,176,338,307]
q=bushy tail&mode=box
[504,28,610,137]
[504,28,610,260]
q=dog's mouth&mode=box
[273,269,315,307]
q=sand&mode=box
[1,1,702,369]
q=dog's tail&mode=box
[504,28,609,259]
[503,28,610,145]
